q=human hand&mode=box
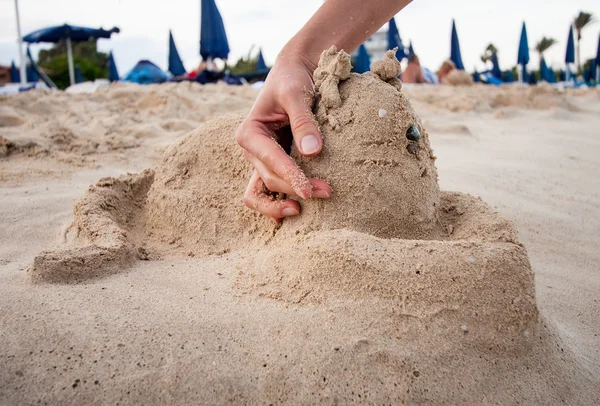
[235,52,332,223]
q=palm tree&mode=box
[535,37,558,57]
[480,43,498,64]
[574,11,596,73]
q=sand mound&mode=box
[402,82,592,113]
[445,69,474,86]
[0,82,257,167]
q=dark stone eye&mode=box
[406,125,421,141]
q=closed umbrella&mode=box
[408,41,415,57]
[108,51,119,82]
[168,30,186,76]
[565,25,575,81]
[491,52,502,80]
[23,24,119,86]
[256,49,267,71]
[10,61,20,83]
[517,22,529,83]
[450,19,465,70]
[388,18,406,61]
[354,44,371,74]
[595,34,600,82]
[200,0,230,62]
[74,64,83,83]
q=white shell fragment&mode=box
[378,108,387,118]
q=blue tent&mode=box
[10,61,20,83]
[75,64,84,83]
[353,44,371,74]
[388,18,406,61]
[124,60,168,84]
[517,22,530,82]
[200,0,230,60]
[491,52,502,79]
[256,49,267,71]
[108,51,119,82]
[168,30,186,76]
[408,41,415,57]
[23,24,119,86]
[450,19,465,70]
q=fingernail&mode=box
[281,207,299,217]
[301,135,320,155]
[312,189,331,198]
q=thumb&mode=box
[285,98,322,157]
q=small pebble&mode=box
[406,125,421,141]
[523,330,529,337]
[461,324,469,334]
[378,108,387,118]
[467,256,477,264]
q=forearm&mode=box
[282,0,413,71]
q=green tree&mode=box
[535,37,558,57]
[480,43,498,64]
[574,11,596,74]
[37,39,108,89]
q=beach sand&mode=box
[1,58,599,404]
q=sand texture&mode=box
[7,48,594,404]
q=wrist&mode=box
[278,38,320,75]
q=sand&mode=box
[1,51,599,404]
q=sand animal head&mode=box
[285,47,441,240]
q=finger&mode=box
[236,120,313,199]
[245,151,332,198]
[243,171,301,222]
[282,88,322,157]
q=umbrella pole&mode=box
[566,64,570,82]
[14,0,27,85]
[66,37,75,86]
[521,65,526,84]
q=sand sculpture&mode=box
[28,47,591,403]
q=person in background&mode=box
[235,0,414,222]
[437,60,456,84]
[401,54,427,84]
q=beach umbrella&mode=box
[565,25,575,81]
[23,24,119,86]
[10,61,20,83]
[200,0,230,61]
[168,30,186,77]
[74,64,83,83]
[595,34,600,82]
[517,22,530,83]
[450,19,465,70]
[354,44,371,74]
[540,57,557,83]
[491,52,502,80]
[408,41,415,57]
[256,49,267,71]
[388,18,406,61]
[108,51,119,82]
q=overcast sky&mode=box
[0,0,599,75]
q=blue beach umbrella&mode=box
[565,25,575,80]
[10,61,20,83]
[354,44,371,74]
[595,34,600,82]
[256,49,267,71]
[200,0,230,61]
[491,52,502,80]
[74,64,83,83]
[23,24,119,86]
[450,19,465,70]
[388,18,406,61]
[168,30,186,76]
[108,51,119,82]
[540,57,557,83]
[517,22,530,82]
[408,41,415,56]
